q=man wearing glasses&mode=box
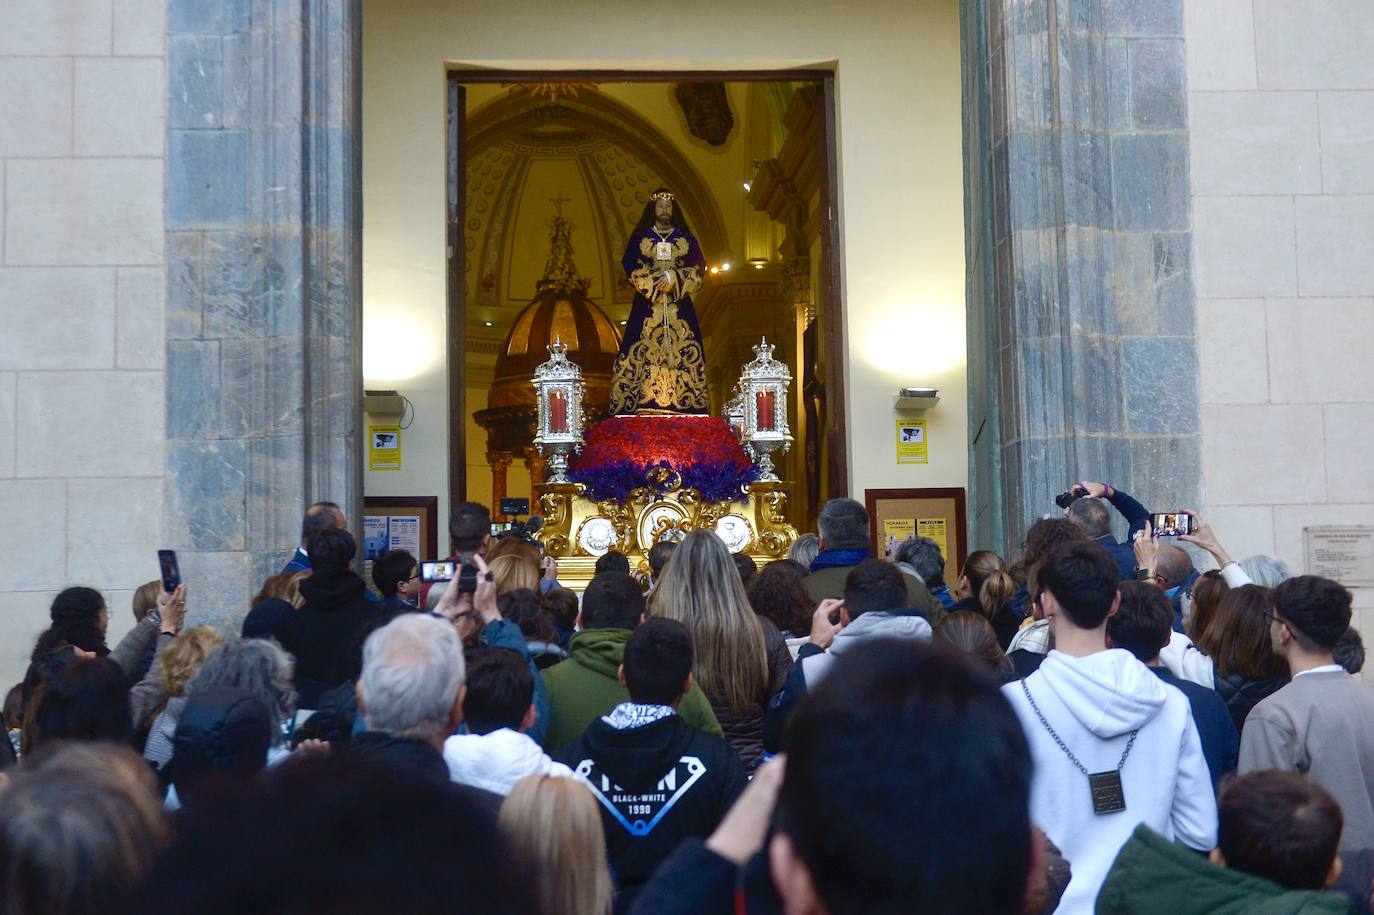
[1239,575,1374,852]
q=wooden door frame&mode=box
[445,68,848,514]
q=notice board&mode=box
[864,487,968,587]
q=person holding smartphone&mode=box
[1061,480,1151,581]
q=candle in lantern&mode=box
[549,389,568,434]
[756,390,775,432]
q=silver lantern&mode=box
[532,337,585,484]
[740,336,792,482]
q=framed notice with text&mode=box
[1305,526,1374,587]
[362,496,439,566]
[864,488,968,588]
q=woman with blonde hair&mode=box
[499,775,613,915]
[949,550,1020,649]
[141,625,224,771]
[488,553,540,596]
[650,529,789,770]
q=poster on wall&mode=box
[368,425,402,471]
[917,518,949,562]
[895,419,928,464]
[882,518,916,554]
[361,514,424,583]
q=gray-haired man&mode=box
[351,613,466,786]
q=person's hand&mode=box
[541,554,558,583]
[294,738,330,755]
[809,599,845,649]
[470,553,500,624]
[1075,481,1112,499]
[157,584,187,635]
[706,755,786,865]
[1177,508,1233,567]
[1132,520,1158,576]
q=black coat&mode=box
[559,714,748,914]
[1214,670,1289,732]
[278,570,386,709]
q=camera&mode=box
[1054,486,1089,509]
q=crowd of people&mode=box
[3,482,1373,915]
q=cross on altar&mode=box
[548,192,572,215]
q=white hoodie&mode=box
[799,611,933,687]
[1002,649,1217,915]
[443,728,579,796]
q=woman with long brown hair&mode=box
[1197,584,1290,730]
[650,529,789,770]
[949,550,1020,649]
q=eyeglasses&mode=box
[1262,610,1286,628]
[407,570,421,582]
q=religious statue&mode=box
[609,189,709,415]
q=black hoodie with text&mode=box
[558,708,748,913]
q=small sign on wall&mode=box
[896,419,928,464]
[1306,527,1374,586]
[368,425,402,471]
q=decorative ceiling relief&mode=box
[673,82,735,147]
[462,90,728,344]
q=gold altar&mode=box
[536,471,797,591]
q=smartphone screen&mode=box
[1151,513,1192,537]
[157,549,181,592]
[421,560,455,583]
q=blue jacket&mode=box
[1095,487,1151,581]
[1152,665,1238,791]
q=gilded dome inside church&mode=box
[475,211,621,454]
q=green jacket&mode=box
[1096,825,1352,915]
[538,628,723,756]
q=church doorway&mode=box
[439,71,846,533]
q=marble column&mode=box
[164,0,362,625]
[963,0,1200,553]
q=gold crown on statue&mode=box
[649,190,674,202]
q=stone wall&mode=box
[1187,0,1374,608]
[0,0,167,685]
[964,0,1202,553]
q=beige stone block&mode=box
[1194,196,1297,298]
[0,481,67,590]
[116,267,165,369]
[16,372,164,477]
[1254,0,1374,90]
[1204,505,1277,567]
[0,58,73,157]
[1266,297,1374,402]
[0,268,116,370]
[1320,93,1374,193]
[1203,404,1326,505]
[1189,92,1321,195]
[1197,298,1268,404]
[0,590,60,687]
[0,0,112,55]
[1296,197,1374,296]
[113,0,164,55]
[1273,503,1374,576]
[1185,0,1258,90]
[75,58,165,157]
[4,159,164,266]
[0,373,14,477]
[67,478,163,589]
[1324,404,1374,503]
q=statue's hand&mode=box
[655,272,675,293]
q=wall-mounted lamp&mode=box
[894,387,940,410]
[364,389,405,414]
[747,257,767,270]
